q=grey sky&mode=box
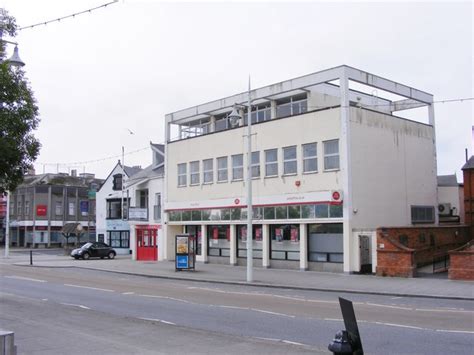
[2,0,472,180]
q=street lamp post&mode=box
[4,192,10,258]
[229,78,253,282]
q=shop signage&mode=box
[36,205,47,216]
[80,201,89,215]
[106,219,130,231]
[175,234,196,271]
[176,255,189,268]
[129,207,148,221]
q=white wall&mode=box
[167,108,342,205]
[349,107,437,229]
[438,186,463,219]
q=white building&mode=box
[96,144,165,260]
[163,65,438,273]
[437,174,463,224]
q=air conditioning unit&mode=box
[438,203,451,216]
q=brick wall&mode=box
[449,242,474,280]
[463,167,474,238]
[376,225,470,277]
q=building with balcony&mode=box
[7,171,103,247]
[163,65,438,273]
[96,143,164,260]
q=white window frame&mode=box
[302,142,318,173]
[265,149,278,177]
[203,159,213,184]
[232,154,244,181]
[217,156,228,182]
[177,163,187,187]
[283,145,297,175]
[55,201,62,216]
[323,139,340,171]
[251,151,260,178]
[190,161,200,185]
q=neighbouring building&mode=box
[96,143,165,260]
[462,156,474,237]
[7,171,103,247]
[437,174,464,224]
[163,65,438,273]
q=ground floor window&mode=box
[108,230,130,248]
[308,223,343,263]
[236,225,263,259]
[185,225,202,255]
[270,224,300,260]
[208,225,230,257]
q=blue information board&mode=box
[176,255,189,269]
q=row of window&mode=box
[11,200,92,217]
[168,203,343,222]
[177,139,340,187]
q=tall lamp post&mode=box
[229,79,253,282]
[2,39,25,257]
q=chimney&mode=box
[71,169,77,177]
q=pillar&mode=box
[299,223,308,271]
[201,224,208,263]
[262,224,270,268]
[230,224,237,265]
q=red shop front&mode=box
[136,225,160,261]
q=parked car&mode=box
[71,242,116,260]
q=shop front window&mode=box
[185,225,202,256]
[237,225,263,259]
[108,230,130,248]
[308,223,343,263]
[208,225,230,257]
[270,224,300,261]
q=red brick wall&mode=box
[449,243,474,280]
[463,169,474,238]
[376,226,470,277]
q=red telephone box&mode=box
[136,225,159,261]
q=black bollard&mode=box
[30,250,33,265]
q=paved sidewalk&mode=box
[2,249,473,300]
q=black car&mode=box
[71,242,116,260]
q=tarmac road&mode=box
[1,264,473,354]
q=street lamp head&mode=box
[7,45,25,67]
[228,104,242,127]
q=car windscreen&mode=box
[81,242,93,249]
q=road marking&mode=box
[5,275,47,283]
[436,329,474,334]
[375,322,425,330]
[122,292,135,295]
[254,336,281,342]
[282,340,304,346]
[250,308,295,318]
[324,318,343,322]
[272,295,306,301]
[60,302,91,310]
[139,317,176,325]
[42,298,48,301]
[217,305,249,310]
[64,284,114,292]
[139,294,190,303]
[365,302,412,311]
[391,296,403,300]
[415,308,473,314]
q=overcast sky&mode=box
[1,0,473,181]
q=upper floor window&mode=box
[177,163,187,186]
[68,199,76,216]
[303,142,317,173]
[244,104,272,125]
[112,174,123,190]
[217,157,228,182]
[283,146,297,175]
[323,139,340,170]
[190,161,200,185]
[17,200,22,215]
[265,149,278,177]
[215,113,231,132]
[25,200,30,215]
[411,206,435,224]
[232,154,244,180]
[55,201,62,216]
[251,151,260,178]
[276,94,308,118]
[203,159,213,184]
[107,199,122,219]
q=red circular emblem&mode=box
[234,198,240,205]
[332,191,340,201]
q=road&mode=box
[0,264,473,354]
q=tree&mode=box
[0,9,40,194]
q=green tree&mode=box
[0,9,40,193]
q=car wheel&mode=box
[82,253,90,260]
[100,257,104,259]
[108,252,115,259]
[74,256,79,260]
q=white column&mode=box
[262,224,270,268]
[201,224,208,263]
[4,192,10,257]
[270,100,277,119]
[299,223,308,271]
[340,68,354,273]
[230,224,237,265]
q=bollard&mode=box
[30,250,33,266]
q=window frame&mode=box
[203,159,213,184]
[323,139,340,171]
[190,161,200,185]
[177,163,187,187]
[265,148,278,177]
[302,142,318,173]
[231,154,244,181]
[251,151,260,178]
[411,205,435,224]
[217,156,228,182]
[283,145,297,175]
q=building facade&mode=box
[7,172,102,247]
[163,65,438,273]
[437,174,464,224]
[96,143,165,259]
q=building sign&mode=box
[106,219,130,231]
[128,207,148,220]
[36,205,47,216]
[80,201,89,216]
[176,255,189,268]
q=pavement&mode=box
[1,248,473,301]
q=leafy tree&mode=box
[0,9,40,193]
